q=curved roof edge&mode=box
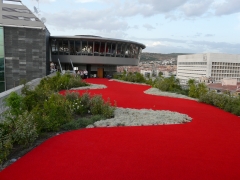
[50,35,146,49]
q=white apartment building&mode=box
[177,53,240,85]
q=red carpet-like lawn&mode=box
[1,78,240,180]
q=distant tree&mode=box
[158,72,163,77]
[155,75,181,92]
[187,79,208,98]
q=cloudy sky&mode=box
[18,0,240,54]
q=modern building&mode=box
[0,0,146,92]
[50,36,145,78]
[177,53,240,85]
[0,0,50,92]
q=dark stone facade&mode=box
[4,27,50,90]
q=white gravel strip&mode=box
[109,79,149,85]
[70,83,107,90]
[86,108,192,128]
[144,88,197,101]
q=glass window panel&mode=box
[0,27,3,46]
[99,42,105,56]
[0,45,3,57]
[106,42,111,56]
[51,40,57,55]
[62,40,69,55]
[75,41,81,55]
[133,44,139,59]
[0,57,4,70]
[82,41,88,55]
[58,40,64,55]
[116,43,122,57]
[111,43,116,57]
[69,40,75,55]
[0,71,4,81]
[87,41,93,56]
[94,41,100,56]
[0,82,5,93]
[125,44,130,58]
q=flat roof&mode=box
[50,35,146,49]
[208,83,240,92]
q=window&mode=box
[51,40,57,55]
[62,40,69,55]
[94,41,100,56]
[75,41,81,55]
[69,41,75,55]
[116,43,124,57]
[82,41,87,55]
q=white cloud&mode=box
[181,0,214,17]
[143,24,155,31]
[147,41,167,47]
[136,37,240,54]
[138,0,188,13]
[43,8,129,32]
[214,0,240,15]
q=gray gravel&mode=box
[144,88,197,101]
[70,83,107,90]
[87,108,192,128]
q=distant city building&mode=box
[176,53,240,85]
[140,70,152,77]
[207,80,240,95]
[0,0,145,92]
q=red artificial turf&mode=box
[0,78,240,180]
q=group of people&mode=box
[77,70,88,79]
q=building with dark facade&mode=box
[0,0,145,92]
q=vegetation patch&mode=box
[0,72,115,169]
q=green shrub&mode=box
[90,96,115,118]
[4,92,23,117]
[101,99,116,118]
[80,92,91,109]
[65,91,80,102]
[212,94,230,109]
[89,95,105,115]
[0,120,14,165]
[231,104,240,116]
[37,72,88,92]
[71,98,88,115]
[13,111,38,147]
[33,93,73,132]
[61,115,104,130]
[187,79,208,99]
[199,91,240,115]
[22,87,50,112]
[115,72,146,83]
[199,91,215,105]
[154,76,182,92]
[0,127,12,165]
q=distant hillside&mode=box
[140,53,190,62]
